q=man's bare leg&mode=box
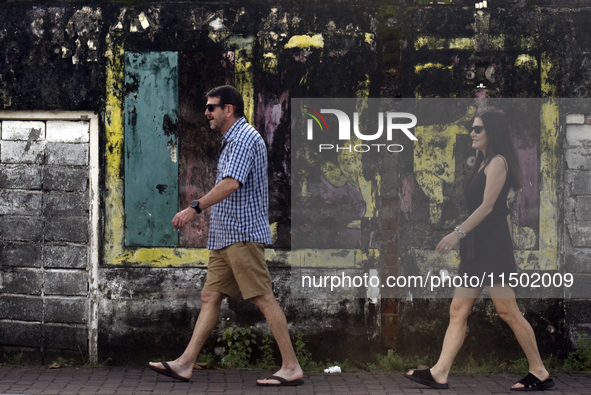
[148,290,223,380]
[252,293,303,385]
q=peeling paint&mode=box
[262,52,277,74]
[284,34,324,49]
[415,36,474,50]
[515,54,538,69]
[414,107,475,225]
[414,62,453,74]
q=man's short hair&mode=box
[206,85,245,118]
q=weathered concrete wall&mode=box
[1,0,591,365]
[564,109,591,346]
[0,118,92,364]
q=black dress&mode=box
[459,165,518,284]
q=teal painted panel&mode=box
[124,52,179,246]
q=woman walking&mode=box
[404,111,554,391]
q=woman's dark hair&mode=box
[464,110,522,191]
[206,85,245,118]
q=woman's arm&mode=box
[436,156,508,254]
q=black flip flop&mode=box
[511,373,555,391]
[256,375,304,387]
[147,361,190,382]
[404,369,449,389]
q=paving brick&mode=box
[43,324,88,351]
[44,216,88,243]
[1,121,45,141]
[0,295,43,321]
[44,245,88,269]
[44,269,88,296]
[0,190,42,215]
[0,140,45,164]
[0,164,42,189]
[0,268,43,295]
[45,297,88,324]
[46,121,89,143]
[0,216,44,242]
[43,166,88,192]
[45,143,88,166]
[0,321,42,347]
[43,192,88,217]
[0,242,43,267]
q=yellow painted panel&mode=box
[289,249,379,267]
[538,100,559,270]
[104,35,126,263]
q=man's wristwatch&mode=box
[190,200,202,214]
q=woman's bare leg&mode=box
[487,284,549,389]
[407,287,481,384]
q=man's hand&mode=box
[172,207,197,229]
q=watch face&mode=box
[191,200,198,208]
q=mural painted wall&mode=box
[2,1,591,364]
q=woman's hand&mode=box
[436,232,460,254]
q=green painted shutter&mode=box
[124,52,179,246]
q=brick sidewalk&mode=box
[0,365,590,394]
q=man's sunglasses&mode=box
[472,125,485,134]
[205,103,237,112]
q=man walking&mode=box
[148,85,303,387]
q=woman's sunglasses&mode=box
[472,125,485,134]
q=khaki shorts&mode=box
[203,242,272,299]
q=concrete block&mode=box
[576,196,591,221]
[44,269,87,296]
[567,170,591,195]
[566,114,585,125]
[45,143,88,166]
[0,321,42,347]
[566,300,591,324]
[45,297,88,324]
[44,216,88,243]
[43,167,88,192]
[0,190,42,215]
[566,273,591,299]
[568,222,591,247]
[0,242,43,267]
[0,140,45,164]
[46,121,89,143]
[566,124,591,147]
[44,245,88,269]
[566,148,591,170]
[43,324,88,351]
[0,216,44,242]
[1,121,45,141]
[43,192,88,217]
[0,164,42,189]
[0,295,43,321]
[0,268,43,295]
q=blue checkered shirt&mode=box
[207,117,272,250]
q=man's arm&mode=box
[172,177,240,229]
